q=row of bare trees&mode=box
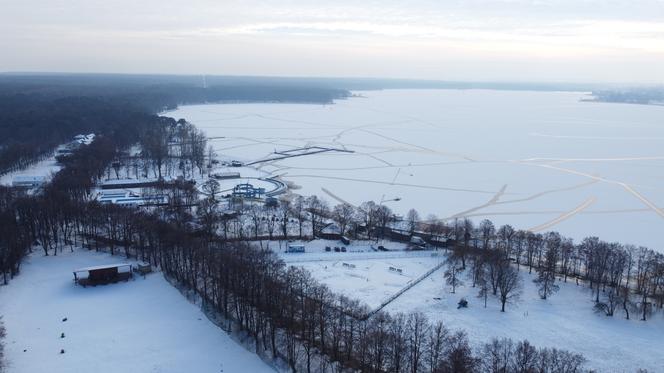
[150,179,664,321]
[441,218,664,321]
[181,193,664,321]
[2,180,590,372]
[138,118,208,180]
[203,197,664,320]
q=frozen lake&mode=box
[170,89,664,250]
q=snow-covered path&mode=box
[0,249,274,373]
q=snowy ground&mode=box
[0,249,274,373]
[0,155,60,186]
[292,250,664,372]
[170,90,664,250]
[296,255,441,308]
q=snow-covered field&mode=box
[297,255,441,308]
[0,155,60,186]
[170,90,664,250]
[0,249,273,373]
[291,251,664,372]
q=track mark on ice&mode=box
[285,174,501,194]
[359,129,476,162]
[526,163,664,218]
[497,179,598,204]
[445,184,508,220]
[321,187,356,208]
[527,197,597,232]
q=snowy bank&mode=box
[0,249,273,373]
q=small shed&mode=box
[73,263,133,287]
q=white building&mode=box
[12,175,46,188]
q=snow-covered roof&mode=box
[12,175,46,182]
[73,263,132,273]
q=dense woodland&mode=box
[591,87,664,105]
[0,74,348,176]
[2,76,662,372]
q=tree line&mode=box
[177,188,664,321]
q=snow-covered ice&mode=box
[0,249,274,373]
[170,89,664,250]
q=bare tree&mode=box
[497,224,515,253]
[595,288,620,316]
[201,179,221,201]
[476,266,490,308]
[496,259,522,312]
[407,312,429,373]
[533,235,560,300]
[332,203,355,237]
[277,197,292,240]
[512,340,538,373]
[479,219,495,250]
[291,195,307,238]
[406,208,420,236]
[445,255,464,293]
[481,338,514,373]
[306,195,329,237]
[374,204,393,241]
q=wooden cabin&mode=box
[73,263,133,287]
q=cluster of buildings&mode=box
[56,134,96,157]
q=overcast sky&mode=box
[1,0,663,83]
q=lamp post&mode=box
[376,195,401,242]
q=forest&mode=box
[0,74,349,176]
[590,87,664,105]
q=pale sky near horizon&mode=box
[1,0,663,84]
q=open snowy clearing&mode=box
[170,90,664,250]
[0,155,60,186]
[296,255,442,308]
[0,249,274,373]
[295,251,664,372]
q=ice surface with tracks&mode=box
[170,89,664,250]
